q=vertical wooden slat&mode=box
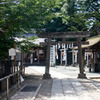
[38,48,39,64]
[6,78,9,100]
[14,43,16,73]
[18,72,20,89]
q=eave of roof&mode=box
[82,36,100,49]
[74,36,100,50]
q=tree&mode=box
[84,0,100,35]
[0,0,60,37]
[0,0,60,60]
[45,0,89,32]
[0,34,14,60]
[60,0,89,31]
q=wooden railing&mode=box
[0,71,21,100]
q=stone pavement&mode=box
[8,66,100,100]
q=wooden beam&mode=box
[39,31,90,38]
[40,41,89,46]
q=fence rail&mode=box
[0,71,21,100]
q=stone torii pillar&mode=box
[77,38,87,78]
[43,38,51,79]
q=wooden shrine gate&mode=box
[39,31,90,79]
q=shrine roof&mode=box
[82,36,100,49]
[74,36,100,50]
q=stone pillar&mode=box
[43,38,51,79]
[77,38,87,79]
[82,49,85,70]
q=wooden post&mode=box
[38,48,39,64]
[43,38,51,79]
[86,52,89,66]
[95,51,98,63]
[77,38,87,79]
[92,49,95,72]
[14,43,16,73]
[21,49,23,74]
[18,72,20,88]
[72,49,74,65]
[6,78,9,100]
[60,50,62,65]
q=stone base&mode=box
[43,74,52,79]
[77,73,87,79]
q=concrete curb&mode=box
[31,83,42,100]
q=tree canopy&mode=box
[0,0,60,37]
[0,0,100,60]
[45,0,100,33]
[0,0,59,60]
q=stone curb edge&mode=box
[31,83,42,100]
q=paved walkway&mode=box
[9,66,100,100]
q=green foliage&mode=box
[0,35,14,60]
[45,0,100,34]
[45,0,89,32]
[0,0,59,36]
[0,0,58,60]
[0,0,99,60]
[60,0,88,31]
[84,0,100,35]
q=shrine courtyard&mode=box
[1,65,100,100]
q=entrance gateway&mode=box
[39,31,90,79]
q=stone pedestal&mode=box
[78,73,87,79]
[43,74,51,79]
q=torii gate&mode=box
[39,31,90,79]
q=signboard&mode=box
[9,48,16,56]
